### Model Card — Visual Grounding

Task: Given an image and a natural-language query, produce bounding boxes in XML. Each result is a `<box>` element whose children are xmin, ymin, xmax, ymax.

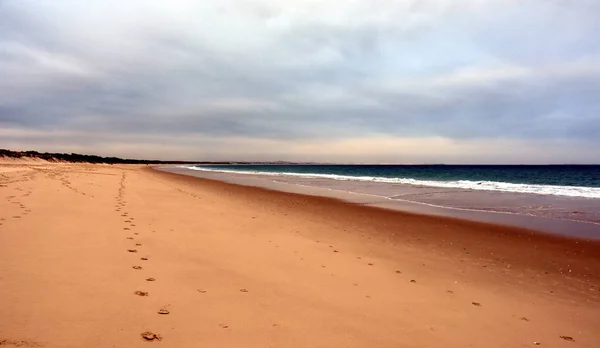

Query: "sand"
<box><xmin>1</xmin><ymin>162</ymin><xmax>599</xmax><ymax>347</ymax></box>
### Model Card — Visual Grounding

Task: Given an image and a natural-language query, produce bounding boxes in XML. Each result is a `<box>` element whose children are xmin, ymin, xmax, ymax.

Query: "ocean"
<box><xmin>181</xmin><ymin>164</ymin><xmax>600</xmax><ymax>237</ymax></box>
<box><xmin>187</xmin><ymin>164</ymin><xmax>600</xmax><ymax>198</ymax></box>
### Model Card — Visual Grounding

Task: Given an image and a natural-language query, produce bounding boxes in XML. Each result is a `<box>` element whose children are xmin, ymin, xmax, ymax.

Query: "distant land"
<box><xmin>0</xmin><ymin>149</ymin><xmax>203</xmax><ymax>165</ymax></box>
<box><xmin>3</xmin><ymin>149</ymin><xmax>591</xmax><ymax>166</ymax></box>
<box><xmin>0</xmin><ymin>149</ymin><xmax>310</xmax><ymax>165</ymax></box>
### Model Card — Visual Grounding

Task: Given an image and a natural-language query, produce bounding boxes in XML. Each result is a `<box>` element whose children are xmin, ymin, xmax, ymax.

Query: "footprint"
<box><xmin>132</xmin><ymin>265</ymin><xmax>143</xmax><ymax>270</ymax></box>
<box><xmin>134</xmin><ymin>291</ymin><xmax>149</xmax><ymax>296</ymax></box>
<box><xmin>141</xmin><ymin>331</ymin><xmax>161</xmax><ymax>341</ymax></box>
<box><xmin>0</xmin><ymin>338</ymin><xmax>42</xmax><ymax>347</ymax></box>
<box><xmin>197</xmin><ymin>289</ymin><xmax>207</xmax><ymax>293</ymax></box>
<box><xmin>239</xmin><ymin>288</ymin><xmax>249</xmax><ymax>293</ymax></box>
<box><xmin>135</xmin><ymin>243</ymin><xmax>142</xmax><ymax>246</ymax></box>
<box><xmin>140</xmin><ymin>257</ymin><xmax>148</xmax><ymax>261</ymax></box>
<box><xmin>219</xmin><ymin>324</ymin><xmax>229</xmax><ymax>329</ymax></box>
<box><xmin>559</xmin><ymin>336</ymin><xmax>575</xmax><ymax>342</ymax></box>
<box><xmin>146</xmin><ymin>277</ymin><xmax>156</xmax><ymax>282</ymax></box>
<box><xmin>126</xmin><ymin>237</ymin><xmax>134</xmax><ymax>240</ymax></box>
<box><xmin>157</xmin><ymin>306</ymin><xmax>170</xmax><ymax>315</ymax></box>
<box><xmin>472</xmin><ymin>302</ymin><xmax>482</xmax><ymax>307</ymax></box>
<box><xmin>127</xmin><ymin>249</ymin><xmax>138</xmax><ymax>253</ymax></box>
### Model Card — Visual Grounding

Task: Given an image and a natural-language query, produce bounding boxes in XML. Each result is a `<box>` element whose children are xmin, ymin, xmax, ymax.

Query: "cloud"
<box><xmin>1</xmin><ymin>0</ymin><xmax>599</xmax><ymax>162</ymax></box>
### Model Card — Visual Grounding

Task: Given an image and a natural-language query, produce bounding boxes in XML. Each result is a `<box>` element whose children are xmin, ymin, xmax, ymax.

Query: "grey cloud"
<box><xmin>1</xmin><ymin>0</ymin><xmax>600</xmax><ymax>161</ymax></box>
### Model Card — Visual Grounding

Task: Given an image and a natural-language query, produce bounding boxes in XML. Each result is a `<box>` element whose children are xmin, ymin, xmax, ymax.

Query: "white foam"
<box><xmin>184</xmin><ymin>166</ymin><xmax>600</xmax><ymax>199</ymax></box>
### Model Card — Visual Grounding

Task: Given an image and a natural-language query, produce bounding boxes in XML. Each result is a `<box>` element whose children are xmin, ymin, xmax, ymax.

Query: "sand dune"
<box><xmin>1</xmin><ymin>163</ymin><xmax>599</xmax><ymax>347</ymax></box>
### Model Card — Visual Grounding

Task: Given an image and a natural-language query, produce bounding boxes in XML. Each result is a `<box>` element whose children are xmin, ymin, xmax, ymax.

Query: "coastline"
<box><xmin>162</xmin><ymin>165</ymin><xmax>600</xmax><ymax>240</ymax></box>
<box><xmin>153</xmin><ymin>166</ymin><xmax>600</xmax><ymax>280</ymax></box>
<box><xmin>2</xmin><ymin>162</ymin><xmax>600</xmax><ymax>347</ymax></box>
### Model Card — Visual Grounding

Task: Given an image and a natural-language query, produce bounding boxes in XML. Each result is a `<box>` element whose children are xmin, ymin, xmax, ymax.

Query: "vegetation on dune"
<box><xmin>0</xmin><ymin>149</ymin><xmax>195</xmax><ymax>164</ymax></box>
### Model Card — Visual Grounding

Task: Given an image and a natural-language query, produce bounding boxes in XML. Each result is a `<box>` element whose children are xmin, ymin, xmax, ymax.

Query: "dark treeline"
<box><xmin>0</xmin><ymin>149</ymin><xmax>218</xmax><ymax>165</ymax></box>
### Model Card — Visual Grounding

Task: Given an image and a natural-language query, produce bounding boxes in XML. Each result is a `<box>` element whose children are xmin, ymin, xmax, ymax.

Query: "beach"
<box><xmin>1</xmin><ymin>162</ymin><xmax>600</xmax><ymax>347</ymax></box>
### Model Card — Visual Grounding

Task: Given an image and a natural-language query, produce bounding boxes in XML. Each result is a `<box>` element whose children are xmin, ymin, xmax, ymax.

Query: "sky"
<box><xmin>1</xmin><ymin>0</ymin><xmax>600</xmax><ymax>163</ymax></box>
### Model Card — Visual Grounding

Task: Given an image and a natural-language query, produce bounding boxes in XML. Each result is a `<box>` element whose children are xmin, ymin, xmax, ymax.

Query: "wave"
<box><xmin>185</xmin><ymin>166</ymin><xmax>600</xmax><ymax>199</ymax></box>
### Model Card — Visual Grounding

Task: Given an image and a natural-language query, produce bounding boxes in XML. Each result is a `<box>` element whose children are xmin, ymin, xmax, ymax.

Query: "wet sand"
<box><xmin>164</xmin><ymin>166</ymin><xmax>600</xmax><ymax>239</ymax></box>
<box><xmin>1</xmin><ymin>162</ymin><xmax>600</xmax><ymax>347</ymax></box>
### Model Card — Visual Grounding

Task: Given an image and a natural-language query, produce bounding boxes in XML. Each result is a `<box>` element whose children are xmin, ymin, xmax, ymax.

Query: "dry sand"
<box><xmin>1</xmin><ymin>162</ymin><xmax>599</xmax><ymax>347</ymax></box>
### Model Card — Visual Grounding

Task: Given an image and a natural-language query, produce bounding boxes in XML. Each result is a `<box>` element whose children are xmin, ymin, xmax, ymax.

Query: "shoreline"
<box><xmin>161</xmin><ymin>165</ymin><xmax>600</xmax><ymax>240</ymax></box>
<box><xmin>2</xmin><ymin>162</ymin><xmax>600</xmax><ymax>347</ymax></box>
<box><xmin>152</xmin><ymin>166</ymin><xmax>600</xmax><ymax>284</ymax></box>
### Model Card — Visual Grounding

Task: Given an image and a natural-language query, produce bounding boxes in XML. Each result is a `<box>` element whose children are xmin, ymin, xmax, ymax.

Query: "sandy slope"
<box><xmin>0</xmin><ymin>156</ymin><xmax>57</xmax><ymax>165</ymax></box>
<box><xmin>1</xmin><ymin>163</ymin><xmax>599</xmax><ymax>347</ymax></box>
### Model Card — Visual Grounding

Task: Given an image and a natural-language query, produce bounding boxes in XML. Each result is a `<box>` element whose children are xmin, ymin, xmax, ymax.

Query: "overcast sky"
<box><xmin>1</xmin><ymin>0</ymin><xmax>599</xmax><ymax>163</ymax></box>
